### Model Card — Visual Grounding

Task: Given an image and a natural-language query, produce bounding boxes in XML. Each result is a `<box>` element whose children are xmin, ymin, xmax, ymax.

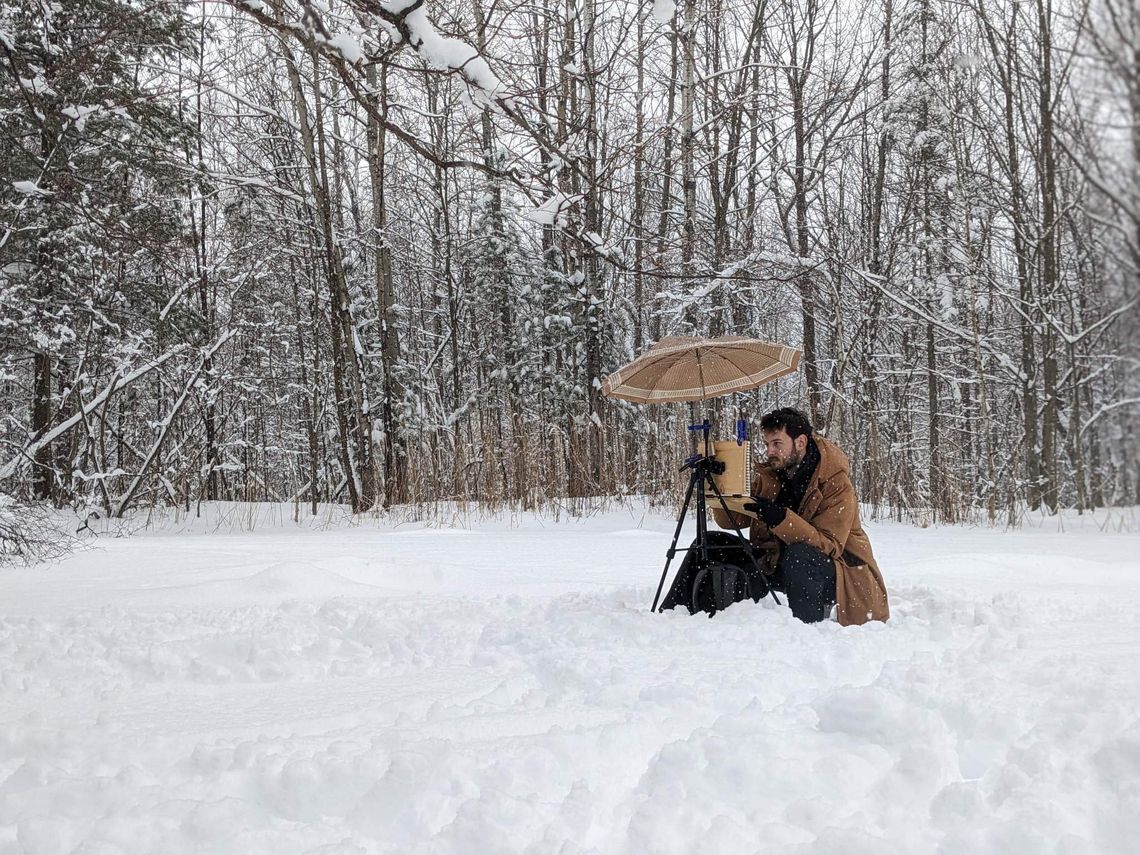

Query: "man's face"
<box><xmin>763</xmin><ymin>428</ymin><xmax>807</xmax><ymax>474</ymax></box>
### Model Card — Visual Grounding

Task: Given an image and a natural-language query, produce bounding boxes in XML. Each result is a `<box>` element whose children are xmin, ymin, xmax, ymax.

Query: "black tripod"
<box><xmin>650</xmin><ymin>420</ymin><xmax>779</xmax><ymax>614</ymax></box>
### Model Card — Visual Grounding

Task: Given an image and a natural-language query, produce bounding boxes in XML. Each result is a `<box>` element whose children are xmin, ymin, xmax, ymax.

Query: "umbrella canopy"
<box><xmin>602</xmin><ymin>336</ymin><xmax>801</xmax><ymax>404</ymax></box>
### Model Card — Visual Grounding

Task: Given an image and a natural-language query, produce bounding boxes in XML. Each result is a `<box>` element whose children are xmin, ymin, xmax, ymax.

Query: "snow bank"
<box><xmin>0</xmin><ymin>504</ymin><xmax>1137</xmax><ymax>853</ymax></box>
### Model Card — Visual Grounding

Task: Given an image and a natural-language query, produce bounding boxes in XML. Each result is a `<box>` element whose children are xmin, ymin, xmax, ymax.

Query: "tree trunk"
<box><xmin>366</xmin><ymin>62</ymin><xmax>406</xmax><ymax>507</ymax></box>
<box><xmin>276</xmin><ymin>12</ymin><xmax>375</xmax><ymax>511</ymax></box>
<box><xmin>1036</xmin><ymin>0</ymin><xmax>1060</xmax><ymax>512</ymax></box>
<box><xmin>30</xmin><ymin>351</ymin><xmax>53</xmax><ymax>500</ymax></box>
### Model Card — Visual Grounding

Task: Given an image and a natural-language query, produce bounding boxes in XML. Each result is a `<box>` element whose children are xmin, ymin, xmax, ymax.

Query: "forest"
<box><xmin>1</xmin><ymin>0</ymin><xmax>1137</xmax><ymax>526</ymax></box>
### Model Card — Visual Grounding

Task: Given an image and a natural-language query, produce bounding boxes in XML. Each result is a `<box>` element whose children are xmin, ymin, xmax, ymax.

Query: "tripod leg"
<box><xmin>650</xmin><ymin>468</ymin><xmax>701</xmax><ymax>612</ymax></box>
<box><xmin>695</xmin><ymin>476</ymin><xmax>710</xmax><ymax>567</ymax></box>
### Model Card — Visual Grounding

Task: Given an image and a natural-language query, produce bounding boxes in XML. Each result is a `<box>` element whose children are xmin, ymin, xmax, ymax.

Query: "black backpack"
<box><xmin>689</xmin><ymin>560</ymin><xmax>770</xmax><ymax>615</ymax></box>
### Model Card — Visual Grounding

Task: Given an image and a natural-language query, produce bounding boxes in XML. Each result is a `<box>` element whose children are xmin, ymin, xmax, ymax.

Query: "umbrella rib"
<box><xmin>610</xmin><ymin>355</ymin><xmax>688</xmax><ymax>397</ymax></box>
<box><xmin>615</xmin><ymin>356</ymin><xmax>670</xmax><ymax>389</ymax></box>
<box><xmin>610</xmin><ymin>344</ymin><xmax>694</xmax><ymax>389</ymax></box>
<box><xmin>715</xmin><ymin>346</ymin><xmax>782</xmax><ymax>388</ymax></box>
<box><xmin>711</xmin><ymin>347</ymin><xmax>759</xmax><ymax>385</ymax></box>
<box><xmin>698</xmin><ymin>349</ymin><xmax>794</xmax><ymax>397</ymax></box>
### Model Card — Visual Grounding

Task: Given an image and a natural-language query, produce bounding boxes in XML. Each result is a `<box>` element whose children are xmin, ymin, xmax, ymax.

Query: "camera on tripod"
<box><xmin>701</xmin><ymin>438</ymin><xmax>753</xmax><ymax>514</ymax></box>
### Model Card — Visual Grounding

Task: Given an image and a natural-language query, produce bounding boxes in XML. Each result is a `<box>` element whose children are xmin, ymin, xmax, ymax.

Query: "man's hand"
<box><xmin>743</xmin><ymin>496</ymin><xmax>787</xmax><ymax>527</ymax></box>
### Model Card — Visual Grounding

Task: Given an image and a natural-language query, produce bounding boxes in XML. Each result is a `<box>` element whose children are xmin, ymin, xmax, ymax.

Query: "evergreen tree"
<box><xmin>467</xmin><ymin>177</ymin><xmax>541</xmax><ymax>496</ymax></box>
<box><xmin>0</xmin><ymin>0</ymin><xmax>193</xmax><ymax>501</ymax></box>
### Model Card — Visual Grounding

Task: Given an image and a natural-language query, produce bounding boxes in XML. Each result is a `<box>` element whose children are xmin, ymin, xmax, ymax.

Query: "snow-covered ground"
<box><xmin>0</xmin><ymin>502</ymin><xmax>1137</xmax><ymax>854</ymax></box>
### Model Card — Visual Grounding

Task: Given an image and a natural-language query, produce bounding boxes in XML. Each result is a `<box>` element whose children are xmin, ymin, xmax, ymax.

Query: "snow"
<box><xmin>9</xmin><ymin>181</ymin><xmax>51</xmax><ymax>197</ymax></box>
<box><xmin>327</xmin><ymin>33</ymin><xmax>364</xmax><ymax>66</ymax></box>
<box><xmin>17</xmin><ymin>76</ymin><xmax>51</xmax><ymax>96</ymax></box>
<box><xmin>384</xmin><ymin>2</ymin><xmax>505</xmax><ymax>104</ymax></box>
<box><xmin>651</xmin><ymin>0</ymin><xmax>677</xmax><ymax>25</ymax></box>
<box><xmin>60</xmin><ymin>105</ymin><xmax>100</xmax><ymax>132</ymax></box>
<box><xmin>0</xmin><ymin>502</ymin><xmax>1138</xmax><ymax>853</ymax></box>
<box><xmin>523</xmin><ymin>192</ymin><xmax>580</xmax><ymax>228</ymax></box>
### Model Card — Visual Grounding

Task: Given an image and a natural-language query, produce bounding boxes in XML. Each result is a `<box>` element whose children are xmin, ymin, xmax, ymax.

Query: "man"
<box><xmin>661</xmin><ymin>407</ymin><xmax>889</xmax><ymax>626</ymax></box>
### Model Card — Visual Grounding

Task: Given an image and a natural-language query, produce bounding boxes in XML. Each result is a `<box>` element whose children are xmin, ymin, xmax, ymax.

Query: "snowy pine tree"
<box><xmin>0</xmin><ymin>0</ymin><xmax>193</xmax><ymax>503</ymax></box>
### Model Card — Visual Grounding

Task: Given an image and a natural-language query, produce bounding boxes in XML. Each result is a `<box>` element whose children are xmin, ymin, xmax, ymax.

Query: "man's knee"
<box><xmin>705</xmin><ymin>530</ymin><xmax>746</xmax><ymax>547</ymax></box>
<box><xmin>781</xmin><ymin>542</ymin><xmax>826</xmax><ymax>569</ymax></box>
<box><xmin>778</xmin><ymin>542</ymin><xmax>836</xmax><ymax>623</ymax></box>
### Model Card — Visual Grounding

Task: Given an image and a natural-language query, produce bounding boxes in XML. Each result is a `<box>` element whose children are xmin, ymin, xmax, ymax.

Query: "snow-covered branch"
<box><xmin>0</xmin><ymin>348</ymin><xmax>189</xmax><ymax>484</ymax></box>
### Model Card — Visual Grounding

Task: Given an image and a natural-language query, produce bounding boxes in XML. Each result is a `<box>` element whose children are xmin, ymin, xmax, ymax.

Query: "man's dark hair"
<box><xmin>760</xmin><ymin>407</ymin><xmax>813</xmax><ymax>440</ymax></box>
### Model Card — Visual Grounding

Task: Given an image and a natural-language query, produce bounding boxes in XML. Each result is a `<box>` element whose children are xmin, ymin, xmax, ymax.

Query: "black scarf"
<box><xmin>774</xmin><ymin>437</ymin><xmax>820</xmax><ymax>514</ymax></box>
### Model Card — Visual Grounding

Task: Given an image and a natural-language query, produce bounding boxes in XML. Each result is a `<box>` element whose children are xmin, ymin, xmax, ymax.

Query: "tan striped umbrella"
<box><xmin>602</xmin><ymin>336</ymin><xmax>801</xmax><ymax>403</ymax></box>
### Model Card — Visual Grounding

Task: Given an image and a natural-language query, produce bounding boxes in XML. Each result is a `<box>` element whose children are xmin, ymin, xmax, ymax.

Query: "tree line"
<box><xmin>1</xmin><ymin>0</ymin><xmax>1136</xmax><ymax>524</ymax></box>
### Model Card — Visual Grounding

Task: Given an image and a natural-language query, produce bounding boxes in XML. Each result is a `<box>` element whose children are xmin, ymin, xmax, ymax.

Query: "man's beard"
<box><xmin>771</xmin><ymin>448</ymin><xmax>803</xmax><ymax>476</ymax></box>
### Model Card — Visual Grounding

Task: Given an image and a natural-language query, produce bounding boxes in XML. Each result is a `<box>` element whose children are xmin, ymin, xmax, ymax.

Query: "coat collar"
<box><xmin>762</xmin><ymin>434</ymin><xmax>850</xmax><ymax>508</ymax></box>
<box><xmin>776</xmin><ymin>436</ymin><xmax>820</xmax><ymax>504</ymax></box>
<box><xmin>811</xmin><ymin>435</ymin><xmax>851</xmax><ymax>484</ymax></box>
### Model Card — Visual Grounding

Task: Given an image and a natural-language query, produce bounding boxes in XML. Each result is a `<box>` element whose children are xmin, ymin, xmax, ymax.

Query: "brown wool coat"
<box><xmin>711</xmin><ymin>435</ymin><xmax>889</xmax><ymax>626</ymax></box>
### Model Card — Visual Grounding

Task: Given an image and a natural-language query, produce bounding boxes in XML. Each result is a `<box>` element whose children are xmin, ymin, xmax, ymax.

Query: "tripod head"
<box><xmin>681</xmin><ymin>418</ymin><xmax>725</xmax><ymax>473</ymax></box>
<box><xmin>680</xmin><ymin>454</ymin><xmax>725</xmax><ymax>475</ymax></box>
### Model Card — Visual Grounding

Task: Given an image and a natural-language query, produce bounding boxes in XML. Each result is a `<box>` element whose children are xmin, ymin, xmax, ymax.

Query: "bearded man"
<box><xmin>661</xmin><ymin>407</ymin><xmax>889</xmax><ymax>625</ymax></box>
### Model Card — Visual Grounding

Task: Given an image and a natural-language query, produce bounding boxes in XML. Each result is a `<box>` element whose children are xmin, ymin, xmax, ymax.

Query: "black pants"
<box><xmin>661</xmin><ymin>532</ymin><xmax>836</xmax><ymax>623</ymax></box>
